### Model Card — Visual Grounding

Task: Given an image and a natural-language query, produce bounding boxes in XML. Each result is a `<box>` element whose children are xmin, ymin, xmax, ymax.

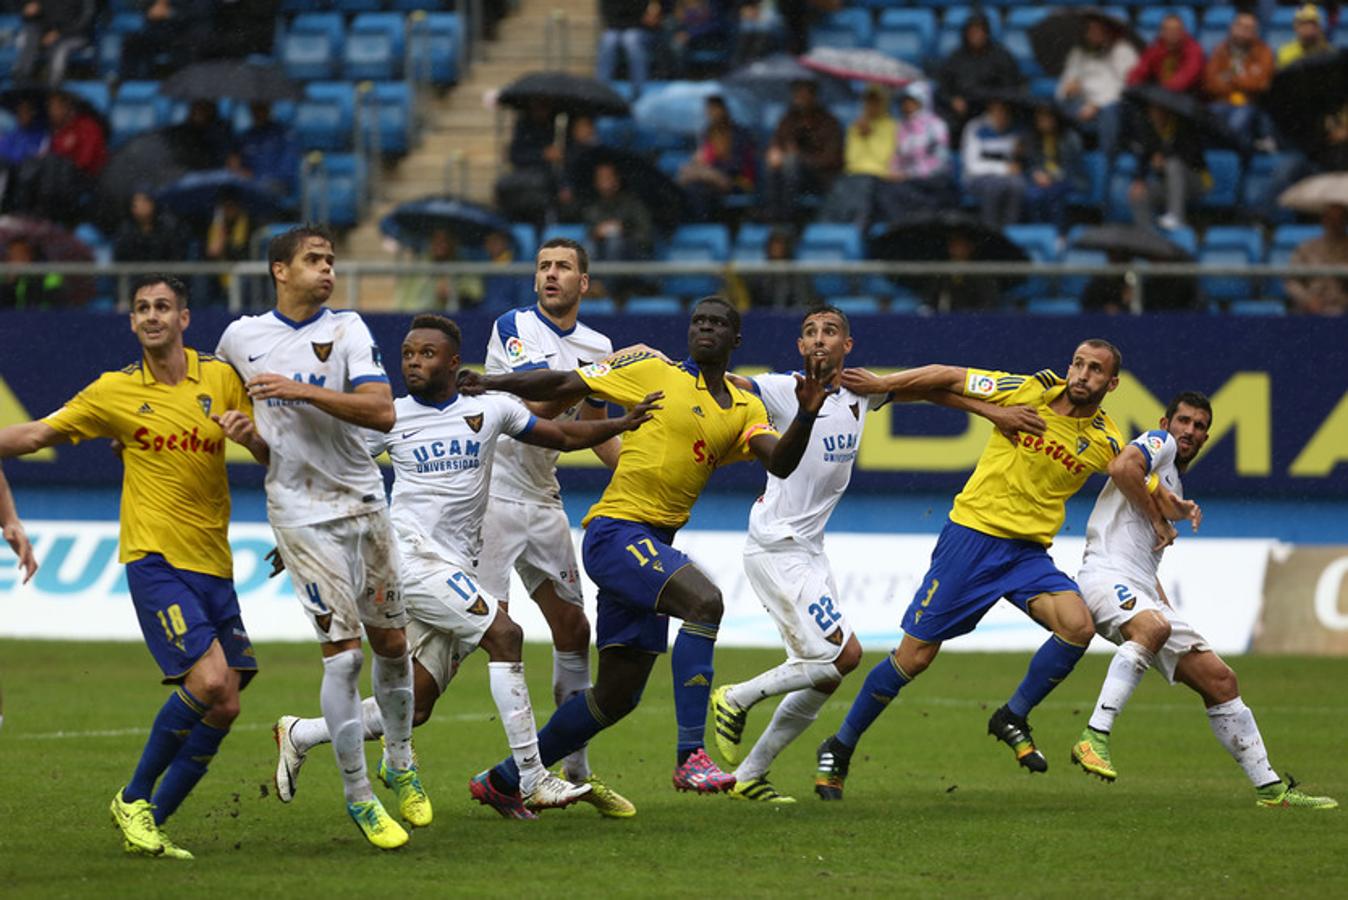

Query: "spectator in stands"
<box><xmin>744</xmin><ymin>226</ymin><xmax>813</xmax><ymax>309</ymax></box>
<box><xmin>167</xmin><ymin>100</ymin><xmax>232</xmax><ymax>172</ymax></box>
<box><xmin>671</xmin><ymin>0</ymin><xmax>737</xmax><ymax>77</ymax></box>
<box><xmin>481</xmin><ymin>229</ymin><xmax>531</xmax><ymax>311</ymax></box>
<box><xmin>763</xmin><ymin>79</ymin><xmax>843</xmax><ymax>222</ymax></box>
<box><xmin>961</xmin><ymin>98</ymin><xmax>1025</xmax><ymax>230</ymax></box>
<box><xmin>1127</xmin><ymin>100</ymin><xmax>1209</xmax><ymax>232</ymax></box>
<box><xmin>0</xmin><ymin>96</ymin><xmax>47</xmax><ymax>167</ymax></box>
<box><xmin>1277</xmin><ymin>4</ymin><xmax>1334</xmax><ymax>68</ymax></box>
<box><xmin>1127</xmin><ymin>13</ymin><xmax>1204</xmax><ymax>94</ymax></box>
<box><xmin>0</xmin><ymin>235</ymin><xmax>65</xmax><ymax>308</ymax></box>
<box><xmin>596</xmin><ymin>0</ymin><xmax>662</xmax><ymax>96</ymax></box>
<box><xmin>11</xmin><ymin>0</ymin><xmax>94</xmax><ymax>86</ymax></box>
<box><xmin>678</xmin><ymin>118</ymin><xmax>757</xmax><ymax>221</ymax></box>
<box><xmin>113</xmin><ymin>191</ymin><xmax>180</xmax><ymax>263</ymax></box>
<box><xmin>584</xmin><ymin>160</ymin><xmax>654</xmax><ymax>261</ymax></box>
<box><xmin>732</xmin><ymin>0</ymin><xmax>780</xmax><ymax>65</ymax></box>
<box><xmin>1203</xmin><ymin>11</ymin><xmax>1274</xmax><ymax>139</ymax></box>
<box><xmin>496</xmin><ymin>100</ymin><xmax>560</xmax><ymax>224</ymax></box>
<box><xmin>207</xmin><ymin>0</ymin><xmax>282</xmax><ymax>59</ymax></box>
<box><xmin>820</xmin><ymin>85</ymin><xmax>895</xmax><ymax>228</ymax></box>
<box><xmin>203</xmin><ymin>186</ymin><xmax>251</xmax><ymax>302</ymax></box>
<box><xmin>556</xmin><ymin>114</ymin><xmax>601</xmax><ymax>219</ymax></box>
<box><xmin>927</xmin><ymin>229</ymin><xmax>1000</xmax><ymax>312</ymax></box>
<box><xmin>1284</xmin><ymin>203</ymin><xmax>1348</xmax><ymax>315</ymax></box>
<box><xmin>876</xmin><ymin>81</ymin><xmax>955</xmax><ymax>225</ymax></box>
<box><xmin>1021</xmin><ymin>101</ymin><xmax>1084</xmax><ymax>228</ymax></box>
<box><xmin>1056</xmin><ymin>13</ymin><xmax>1137</xmax><ymax>158</ymax></box>
<box><xmin>935</xmin><ymin>12</ymin><xmax>1024</xmax><ymax>135</ymax></box>
<box><xmin>227</xmin><ymin>102</ymin><xmax>300</xmax><ymax>202</ymax></box>
<box><xmin>119</xmin><ymin>0</ymin><xmax>213</xmax><ymax>80</ymax></box>
<box><xmin>393</xmin><ymin>227</ymin><xmax>484</xmax><ymax>311</ymax></box>
<box><xmin>46</xmin><ymin>90</ymin><xmax>105</xmax><ymax>179</ymax></box>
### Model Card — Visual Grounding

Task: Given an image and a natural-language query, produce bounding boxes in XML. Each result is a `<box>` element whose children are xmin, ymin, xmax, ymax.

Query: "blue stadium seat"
<box><xmin>663</xmin><ymin>244</ymin><xmax>722</xmax><ymax>298</ymax></box>
<box><xmin>281</xmin><ymin>25</ymin><xmax>340</xmax><ymax>80</ymax></box>
<box><xmin>1200</xmin><ymin>150</ymin><xmax>1241</xmax><ymax>210</ymax></box>
<box><xmin>1106</xmin><ymin>154</ymin><xmax>1137</xmax><ymax>223</ymax></box>
<box><xmin>293</xmin><ymin>12</ymin><xmax>346</xmax><ymax>46</ymax></box>
<box><xmin>303</xmin><ymin>152</ymin><xmax>365</xmax><ymax>228</ymax></box>
<box><xmin>1228</xmin><ymin>298</ymin><xmax>1287</xmax><ymax>315</ymax></box>
<box><xmin>937</xmin><ymin>7</ymin><xmax>1002</xmax><ymax>59</ymax></box>
<box><xmin>407</xmin><ymin>13</ymin><xmax>460</xmax><ymax>85</ymax></box>
<box><xmin>832</xmin><ymin>295</ymin><xmax>881</xmax><ymax>314</ymax></box>
<box><xmin>1003</xmin><ymin>8</ymin><xmax>1048</xmax><ymax>77</ymax></box>
<box><xmin>1199</xmin><ymin>242</ymin><xmax>1258</xmax><ymax>302</ymax></box>
<box><xmin>583</xmin><ymin>297</ymin><xmax>618</xmax><ymax>315</ymax></box>
<box><xmin>732</xmin><ymin>223</ymin><xmax>773</xmax><ymax>260</ymax></box>
<box><xmin>671</xmin><ymin>224</ymin><xmax>731</xmax><ymax>260</ymax></box>
<box><xmin>1136</xmin><ymin>7</ymin><xmax>1199</xmax><ymax>42</ymax></box>
<box><xmin>388</xmin><ymin>0</ymin><xmax>443</xmax><ymax>9</ymax></box>
<box><xmin>63</xmin><ymin>81</ymin><xmax>110</xmax><ymax>114</ymax></box>
<box><xmin>295</xmin><ymin>81</ymin><xmax>356</xmax><ymax>151</ymax></box>
<box><xmin>1061</xmin><ymin>240</ymin><xmax>1106</xmax><ymax>294</ymax></box>
<box><xmin>1005</xmin><ymin>224</ymin><xmax>1061</xmax><ymax>262</ymax></box>
<box><xmin>625</xmin><ymin>296</ymin><xmax>685</xmax><ymax>315</ymax></box>
<box><xmin>344</xmin><ymin>24</ymin><xmax>398</xmax><ymax>81</ymax></box>
<box><xmin>540</xmin><ymin>223</ymin><xmax>590</xmax><ymax>251</ymax></box>
<box><xmin>353</xmin><ymin>12</ymin><xmax>407</xmax><ymax>61</ymax></box>
<box><xmin>799</xmin><ymin>223</ymin><xmax>862</xmax><ymax>295</ymax></box>
<box><xmin>359</xmin><ymin>81</ymin><xmax>413</xmax><ymax>156</ymax></box>
<box><xmin>875</xmin><ymin>9</ymin><xmax>936</xmax><ymax>65</ymax></box>
<box><xmin>333</xmin><ymin>0</ymin><xmax>381</xmax><ymax>11</ymax></box>
<box><xmin>655</xmin><ymin>149</ymin><xmax>687</xmax><ymax>178</ymax></box>
<box><xmin>888</xmin><ymin>291</ymin><xmax>925</xmax><ymax>314</ymax></box>
<box><xmin>510</xmin><ymin>223</ymin><xmax>537</xmax><ymax>257</ymax></box>
<box><xmin>280</xmin><ymin>0</ymin><xmax>324</xmax><ymax>12</ymax></box>
<box><xmin>1268</xmin><ymin>224</ymin><xmax>1319</xmax><ymax>299</ymax></box>
<box><xmin>1159</xmin><ymin>224</ymin><xmax>1197</xmax><ymax>255</ymax></box>
<box><xmin>109</xmin><ymin>82</ymin><xmax>166</xmax><ymax>148</ymax></box>
<box><xmin>1026</xmin><ymin>296</ymin><xmax>1083</xmax><ymax>315</ymax></box>
<box><xmin>1198</xmin><ymin>6</ymin><xmax>1235</xmax><ymax>53</ymax></box>
<box><xmin>1069</xmin><ymin>150</ymin><xmax>1109</xmax><ymax>209</ymax></box>
<box><xmin>631</xmin><ymin>82</ymin><xmax>749</xmax><ymax>152</ymax></box>
<box><xmin>808</xmin><ymin>8</ymin><xmax>874</xmax><ymax>50</ymax></box>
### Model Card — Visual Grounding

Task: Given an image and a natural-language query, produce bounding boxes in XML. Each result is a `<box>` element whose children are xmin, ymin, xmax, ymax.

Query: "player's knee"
<box><xmin>591</xmin><ymin>682</ymin><xmax>642</xmax><ymax>723</ymax></box>
<box><xmin>1208</xmin><ymin>664</ymin><xmax>1239</xmax><ymax>704</ymax></box>
<box><xmin>834</xmin><ymin>640</ymin><xmax>863</xmax><ymax>677</ymax></box>
<box><xmin>1128</xmin><ymin>611</ymin><xmax>1171</xmax><ymax>654</ymax></box>
<box><xmin>369</xmin><ymin>628</ymin><xmax>408</xmax><ymax>659</ymax></box>
<box><xmin>686</xmin><ymin>588</ymin><xmax>723</xmax><ymax>626</ymax></box>
<box><xmin>211</xmin><ymin>693</ymin><xmax>242</xmax><ymax>726</ymax></box>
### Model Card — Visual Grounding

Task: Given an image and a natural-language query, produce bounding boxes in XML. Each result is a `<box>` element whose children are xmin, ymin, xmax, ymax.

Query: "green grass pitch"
<box><xmin>1</xmin><ymin>640</ymin><xmax>1345</xmax><ymax>897</ymax></box>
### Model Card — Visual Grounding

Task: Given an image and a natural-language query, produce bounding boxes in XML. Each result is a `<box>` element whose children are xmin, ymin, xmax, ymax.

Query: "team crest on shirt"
<box><xmin>467</xmin><ymin>596</ymin><xmax>490</xmax><ymax>616</ymax></box>
<box><xmin>1077</xmin><ymin>436</ymin><xmax>1090</xmax><ymax>455</ymax></box>
<box><xmin>850</xmin><ymin>402</ymin><xmax>859</xmax><ymax>420</ymax></box>
<box><xmin>464</xmin><ymin>413</ymin><xmax>484</xmax><ymax>433</ymax></box>
<box><xmin>825</xmin><ymin>628</ymin><xmax>843</xmax><ymax>646</ymax></box>
<box><xmin>311</xmin><ymin>341</ymin><xmax>334</xmax><ymax>362</ymax></box>
<box><xmin>196</xmin><ymin>394</ymin><xmax>212</xmax><ymax>417</ymax></box>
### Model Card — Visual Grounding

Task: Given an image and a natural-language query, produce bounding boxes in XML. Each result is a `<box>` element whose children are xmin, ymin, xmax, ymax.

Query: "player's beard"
<box><xmin>1067</xmin><ymin>382</ymin><xmax>1108</xmax><ymax>410</ymax></box>
<box><xmin>538</xmin><ymin>286</ymin><xmax>580</xmax><ymax>319</ymax></box>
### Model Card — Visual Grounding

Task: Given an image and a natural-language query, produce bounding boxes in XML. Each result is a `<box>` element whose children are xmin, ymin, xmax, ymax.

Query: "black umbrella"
<box><xmin>161</xmin><ymin>59</ymin><xmax>303</xmax><ymax>104</ymax></box>
<box><xmin>869</xmin><ymin>212</ymin><xmax>1028</xmax><ymax>292</ymax></box>
<box><xmin>1263</xmin><ymin>49</ymin><xmax>1348</xmax><ymax>157</ymax></box>
<box><xmin>569</xmin><ymin>146</ymin><xmax>686</xmax><ymax>232</ymax></box>
<box><xmin>720</xmin><ymin>53</ymin><xmax>853</xmax><ymax>107</ymax></box>
<box><xmin>96</xmin><ymin>128</ymin><xmax>192</xmax><ymax>227</ymax></box>
<box><xmin>1070</xmin><ymin>224</ymin><xmax>1192</xmax><ymax>261</ymax></box>
<box><xmin>380</xmin><ymin>196</ymin><xmax>515</xmax><ymax>251</ymax></box>
<box><xmin>1029</xmin><ymin>8</ymin><xmax>1143</xmax><ymax>79</ymax></box>
<box><xmin>155</xmin><ymin>169</ymin><xmax>283</xmax><ymax>220</ymax></box>
<box><xmin>1123</xmin><ymin>84</ymin><xmax>1243</xmax><ymax>150</ymax></box>
<box><xmin>498</xmin><ymin>72</ymin><xmax>631</xmax><ymax>118</ymax></box>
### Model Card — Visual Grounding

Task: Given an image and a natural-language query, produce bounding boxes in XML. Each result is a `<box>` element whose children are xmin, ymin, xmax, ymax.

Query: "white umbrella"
<box><xmin>1279</xmin><ymin>173</ymin><xmax>1348</xmax><ymax>214</ymax></box>
<box><xmin>797</xmin><ymin>48</ymin><xmax>921</xmax><ymax>87</ymax></box>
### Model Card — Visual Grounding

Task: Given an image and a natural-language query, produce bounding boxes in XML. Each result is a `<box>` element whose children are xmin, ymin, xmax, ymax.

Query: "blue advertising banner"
<box><xmin>2</xmin><ymin>309</ymin><xmax>1346</xmax><ymax>497</ymax></box>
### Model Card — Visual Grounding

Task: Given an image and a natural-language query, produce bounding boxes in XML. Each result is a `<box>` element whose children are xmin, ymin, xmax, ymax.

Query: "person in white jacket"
<box><xmin>1055</xmin><ymin>14</ymin><xmax>1138</xmax><ymax>157</ymax></box>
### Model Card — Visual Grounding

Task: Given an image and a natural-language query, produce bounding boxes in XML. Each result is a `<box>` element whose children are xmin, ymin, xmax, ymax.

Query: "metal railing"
<box><xmin>4</xmin><ymin>260</ymin><xmax>1347</xmax><ymax>314</ymax></box>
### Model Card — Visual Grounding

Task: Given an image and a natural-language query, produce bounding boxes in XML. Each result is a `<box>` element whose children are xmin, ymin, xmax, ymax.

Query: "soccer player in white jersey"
<box><xmin>272</xmin><ymin>315</ymin><xmax>660</xmax><ymax>818</ymax></box>
<box><xmin>710</xmin><ymin>306</ymin><xmax>1045</xmax><ymax>802</ymax></box>
<box><xmin>1073</xmin><ymin>391</ymin><xmax>1337</xmax><ymax>809</ymax></box>
<box><xmin>479</xmin><ymin>237</ymin><xmax>633</xmax><ymax>815</ymax></box>
<box><xmin>214</xmin><ymin>226</ymin><xmax>420</xmax><ymax>849</ymax></box>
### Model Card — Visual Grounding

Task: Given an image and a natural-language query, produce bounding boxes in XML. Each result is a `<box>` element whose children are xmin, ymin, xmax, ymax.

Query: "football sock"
<box><xmin>492</xmin><ymin>689</ymin><xmax>608</xmax><ymax>793</ymax></box>
<box><xmin>1206</xmin><ymin>697</ymin><xmax>1279</xmax><ymax>788</ymax></box>
<box><xmin>725</xmin><ymin>660</ymin><xmax>841</xmax><ymax>712</ymax></box>
<box><xmin>151</xmin><ymin>720</ymin><xmax>228</xmax><ymax>824</ymax></box>
<box><xmin>321</xmin><ymin>648</ymin><xmax>372</xmax><ymax>803</ymax></box>
<box><xmin>372</xmin><ymin>651</ymin><xmax>414</xmax><ymax>770</ymax></box>
<box><xmin>1087</xmin><ymin>641</ymin><xmax>1155</xmax><ymax>733</ymax></box>
<box><xmin>287</xmin><ymin>698</ymin><xmax>383</xmax><ymax>754</ymax></box>
<box><xmin>125</xmin><ymin>686</ymin><xmax>206</xmax><ymax>802</ymax></box>
<box><xmin>736</xmin><ymin>688</ymin><xmax>830</xmax><ymax>783</ymax></box>
<box><xmin>489</xmin><ymin>661</ymin><xmax>547</xmax><ymax>795</ymax></box>
<box><xmin>1008</xmin><ymin>633</ymin><xmax>1088</xmax><ymax>719</ymax></box>
<box><xmin>553</xmin><ymin>649</ymin><xmax>592</xmax><ymax>781</ymax></box>
<box><xmin>671</xmin><ymin>621</ymin><xmax>719</xmax><ymax>755</ymax></box>
<box><xmin>837</xmin><ymin>654</ymin><xmax>908</xmax><ymax>749</ymax></box>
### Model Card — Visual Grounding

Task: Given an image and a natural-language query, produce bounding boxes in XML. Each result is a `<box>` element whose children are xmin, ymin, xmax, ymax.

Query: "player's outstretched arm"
<box><xmin>212</xmin><ymin>411</ymin><xmax>270</xmax><ymax>465</ymax></box>
<box><xmin>245</xmin><ymin>376</ymin><xmax>396</xmax><ymax>432</ymax></box>
<box><xmin>930</xmin><ymin>394</ymin><xmax>1046</xmax><ymax>440</ymax></box>
<box><xmin>1109</xmin><ymin>446</ymin><xmax>1178</xmax><ymax>550</ymax></box>
<box><xmin>841</xmin><ymin>364</ymin><xmax>966</xmax><ymax>400</ymax></box>
<box><xmin>518</xmin><ymin>392</ymin><xmax>663</xmax><ymax>452</ymax></box>
<box><xmin>460</xmin><ymin>368</ymin><xmax>592</xmax><ymax>407</ymax></box>
<box><xmin>580</xmin><ymin>398</ymin><xmax>622</xmax><ymax>469</ymax></box>
<box><xmin>750</xmin><ymin>355</ymin><xmax>829</xmax><ymax>479</ymax></box>
<box><xmin>0</xmin><ymin>465</ymin><xmax>37</xmax><ymax>585</ymax></box>
<box><xmin>0</xmin><ymin>421</ymin><xmax>69</xmax><ymax>458</ymax></box>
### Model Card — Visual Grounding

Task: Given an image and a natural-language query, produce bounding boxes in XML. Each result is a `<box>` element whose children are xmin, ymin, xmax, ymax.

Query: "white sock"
<box><xmin>489</xmin><ymin>661</ymin><xmax>547</xmax><ymax>795</ymax></box>
<box><xmin>725</xmin><ymin>660</ymin><xmax>840</xmax><ymax>712</ymax></box>
<box><xmin>1087</xmin><ymin>641</ymin><xmax>1155</xmax><ymax>733</ymax></box>
<box><xmin>289</xmin><ymin>697</ymin><xmax>383</xmax><ymax>754</ymax></box>
<box><xmin>735</xmin><ymin>688</ymin><xmax>830</xmax><ymax>783</ymax></box>
<box><xmin>321</xmin><ymin>649</ymin><xmax>372</xmax><ymax>803</ymax></box>
<box><xmin>1207</xmin><ymin>697</ymin><xmax>1279</xmax><ymax>788</ymax></box>
<box><xmin>372</xmin><ymin>651</ymin><xmax>414</xmax><ymax>770</ymax></box>
<box><xmin>553</xmin><ymin>649</ymin><xmax>592</xmax><ymax>780</ymax></box>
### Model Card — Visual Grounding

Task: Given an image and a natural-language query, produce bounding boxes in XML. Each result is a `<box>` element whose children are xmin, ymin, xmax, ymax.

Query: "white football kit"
<box><xmin>743</xmin><ymin>374</ymin><xmax>887</xmax><ymax>663</ymax></box>
<box><xmin>216</xmin><ymin>307</ymin><xmax>404</xmax><ymax>641</ymax></box>
<box><xmin>1077</xmin><ymin>429</ymin><xmax>1209</xmax><ymax>681</ymax></box>
<box><xmin>479</xmin><ymin>305</ymin><xmax>613</xmax><ymax>605</ymax></box>
<box><xmin>368</xmin><ymin>393</ymin><xmax>538</xmax><ymax>690</ymax></box>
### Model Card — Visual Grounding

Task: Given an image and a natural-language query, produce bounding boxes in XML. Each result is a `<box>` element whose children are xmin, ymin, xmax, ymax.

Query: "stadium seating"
<box><xmin>109</xmin><ymin>81</ymin><xmax>166</xmax><ymax>148</ymax></box>
<box><xmin>936</xmin><ymin>7</ymin><xmax>1003</xmax><ymax>59</ymax></box>
<box><xmin>1069</xmin><ymin>151</ymin><xmax>1110</xmax><ymax>211</ymax></box>
<box><xmin>344</xmin><ymin>15</ymin><xmax>402</xmax><ymax>81</ymax></box>
<box><xmin>732</xmin><ymin>223</ymin><xmax>774</xmax><ymax>260</ymax></box>
<box><xmin>359</xmin><ymin>81</ymin><xmax>414</xmax><ymax>156</ymax></box>
<box><xmin>540</xmin><ymin>224</ymin><xmax>591</xmax><ymax>252</ymax></box>
<box><xmin>509</xmin><ymin>223</ymin><xmax>537</xmax><ymax>258</ymax></box>
<box><xmin>1003</xmin><ymin>7</ymin><xmax>1049</xmax><ymax>77</ymax></box>
<box><xmin>625</xmin><ymin>296</ymin><xmax>685</xmax><ymax>315</ymax></box>
<box><xmin>1197</xmin><ymin>5</ymin><xmax>1235</xmax><ymax>52</ymax></box>
<box><xmin>798</xmin><ymin>223</ymin><xmax>862</xmax><ymax>295</ymax></box>
<box><xmin>1136</xmin><ymin>6</ymin><xmax>1199</xmax><ymax>41</ymax></box>
<box><xmin>407</xmin><ymin>13</ymin><xmax>461</xmax><ymax>85</ymax></box>
<box><xmin>280</xmin><ymin>13</ymin><xmax>346</xmax><ymax>80</ymax></box>
<box><xmin>1268</xmin><ymin>224</ymin><xmax>1320</xmax><ymax>300</ymax></box>
<box><xmin>1025</xmin><ymin>296</ymin><xmax>1083</xmax><ymax>315</ymax></box>
<box><xmin>1201</xmin><ymin>226</ymin><xmax>1265</xmax><ymax>301</ymax></box>
<box><xmin>1200</xmin><ymin>150</ymin><xmax>1242</xmax><ymax>211</ymax></box>
<box><xmin>295</xmin><ymin>81</ymin><xmax>357</xmax><ymax>151</ymax></box>
<box><xmin>301</xmin><ymin>151</ymin><xmax>365</xmax><ymax>227</ymax></box>
<box><xmin>808</xmin><ymin>8</ymin><xmax>875</xmax><ymax>50</ymax></box>
<box><xmin>832</xmin><ymin>295</ymin><xmax>881</xmax><ymax>314</ymax></box>
<box><xmin>1228</xmin><ymin>298</ymin><xmax>1287</xmax><ymax>315</ymax></box>
<box><xmin>875</xmin><ymin>9</ymin><xmax>937</xmax><ymax>66</ymax></box>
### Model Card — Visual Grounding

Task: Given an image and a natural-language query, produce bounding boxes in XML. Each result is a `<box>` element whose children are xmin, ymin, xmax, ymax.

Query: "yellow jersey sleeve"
<box><xmin>960</xmin><ymin>368</ymin><xmax>1063</xmax><ymax>407</ymax></box>
<box><xmin>575</xmin><ymin>352</ymin><xmax>667</xmax><ymax>407</ymax></box>
<box><xmin>720</xmin><ymin>392</ymin><xmax>777</xmax><ymax>467</ymax></box>
<box><xmin>43</xmin><ymin>374</ymin><xmax>116</xmax><ymax>443</ymax></box>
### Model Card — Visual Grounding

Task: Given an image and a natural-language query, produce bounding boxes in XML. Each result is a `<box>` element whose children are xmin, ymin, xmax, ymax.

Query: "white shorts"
<box><xmin>479</xmin><ymin>496</ymin><xmax>583</xmax><ymax>606</ymax></box>
<box><xmin>272</xmin><ymin>509</ymin><xmax>406</xmax><ymax>643</ymax></box>
<box><xmin>744</xmin><ymin>545</ymin><xmax>852</xmax><ymax>663</ymax></box>
<box><xmin>1080</xmin><ymin>572</ymin><xmax>1211</xmax><ymax>684</ymax></box>
<box><xmin>401</xmin><ymin>552</ymin><xmax>500</xmax><ymax>691</ymax></box>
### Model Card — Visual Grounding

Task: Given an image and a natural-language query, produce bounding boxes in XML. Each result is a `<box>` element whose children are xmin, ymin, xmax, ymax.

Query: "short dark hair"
<box><xmin>1080</xmin><ymin>337</ymin><xmax>1122</xmax><ymax>375</ymax></box>
<box><xmin>693</xmin><ymin>295</ymin><xmax>741</xmax><ymax>335</ymax></box>
<box><xmin>409</xmin><ymin>313</ymin><xmax>461</xmax><ymax>352</ymax></box>
<box><xmin>1165</xmin><ymin>390</ymin><xmax>1213</xmax><ymax>426</ymax></box>
<box><xmin>131</xmin><ymin>274</ymin><xmax>189</xmax><ymax>309</ymax></box>
<box><xmin>267</xmin><ymin>224</ymin><xmax>336</xmax><ymax>288</ymax></box>
<box><xmin>538</xmin><ymin>237</ymin><xmax>589</xmax><ymax>275</ymax></box>
<box><xmin>802</xmin><ymin>304</ymin><xmax>850</xmax><ymax>336</ymax></box>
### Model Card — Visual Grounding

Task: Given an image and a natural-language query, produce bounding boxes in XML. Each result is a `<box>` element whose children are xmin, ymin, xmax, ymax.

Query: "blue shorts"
<box><xmin>901</xmin><ymin>521</ymin><xmax>1079</xmax><ymax>644</ymax></box>
<box><xmin>582</xmin><ymin>517</ymin><xmax>694</xmax><ymax>655</ymax></box>
<box><xmin>126</xmin><ymin>553</ymin><xmax>258</xmax><ymax>687</ymax></box>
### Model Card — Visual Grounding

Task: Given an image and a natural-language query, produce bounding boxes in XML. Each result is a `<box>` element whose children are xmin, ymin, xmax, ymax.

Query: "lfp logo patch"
<box><xmin>966</xmin><ymin>372</ymin><xmax>996</xmax><ymax>397</ymax></box>
<box><xmin>505</xmin><ymin>336</ymin><xmax>527</xmax><ymax>365</ymax></box>
<box><xmin>580</xmin><ymin>362</ymin><xmax>611</xmax><ymax>378</ymax></box>
<box><xmin>1146</xmin><ymin>433</ymin><xmax>1166</xmax><ymax>455</ymax></box>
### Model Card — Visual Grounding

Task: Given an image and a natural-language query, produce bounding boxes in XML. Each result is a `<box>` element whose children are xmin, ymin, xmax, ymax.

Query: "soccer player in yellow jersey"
<box><xmin>459</xmin><ymin>296</ymin><xmax>828</xmax><ymax>810</ymax></box>
<box><xmin>0</xmin><ymin>466</ymin><xmax>37</xmax><ymax>586</ymax></box>
<box><xmin>814</xmin><ymin>339</ymin><xmax>1126</xmax><ymax>797</ymax></box>
<box><xmin>0</xmin><ymin>275</ymin><xmax>268</xmax><ymax>858</ymax></box>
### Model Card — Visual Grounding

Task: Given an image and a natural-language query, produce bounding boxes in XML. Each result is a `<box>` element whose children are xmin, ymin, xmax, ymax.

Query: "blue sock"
<box><xmin>837</xmin><ymin>655</ymin><xmax>910</xmax><ymax>750</ymax></box>
<box><xmin>491</xmin><ymin>690</ymin><xmax>608</xmax><ymax>792</ymax></box>
<box><xmin>671</xmin><ymin>621</ymin><xmax>718</xmax><ymax>755</ymax></box>
<box><xmin>152</xmin><ymin>720</ymin><xmax>229</xmax><ymax>824</ymax></box>
<box><xmin>125</xmin><ymin>687</ymin><xmax>205</xmax><ymax>802</ymax></box>
<box><xmin>1008</xmin><ymin>634</ymin><xmax>1088</xmax><ymax>719</ymax></box>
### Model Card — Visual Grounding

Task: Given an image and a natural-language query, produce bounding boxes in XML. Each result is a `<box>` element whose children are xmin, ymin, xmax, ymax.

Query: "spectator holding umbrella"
<box><xmin>119</xmin><ymin>0</ymin><xmax>213</xmax><ymax>81</ymax></box>
<box><xmin>1053</xmin><ymin>12</ymin><xmax>1137</xmax><ymax>158</ymax></box>
<box><xmin>961</xmin><ymin>97</ymin><xmax>1026</xmax><ymax>230</ymax></box>
<box><xmin>11</xmin><ymin>0</ymin><xmax>95</xmax><ymax>86</ymax></box>
<box><xmin>763</xmin><ymin>78</ymin><xmax>843</xmax><ymax>222</ymax></box>
<box><xmin>1021</xmin><ymin>100</ymin><xmax>1084</xmax><ymax>228</ymax></box>
<box><xmin>1127</xmin><ymin>98</ymin><xmax>1209</xmax><ymax>232</ymax></box>
<box><xmin>1279</xmin><ymin>177</ymin><xmax>1348</xmax><ymax>315</ymax></box>
<box><xmin>936</xmin><ymin>11</ymin><xmax>1024</xmax><ymax>135</ymax></box>
<box><xmin>1277</xmin><ymin>4</ymin><xmax>1334</xmax><ymax>69</ymax></box>
<box><xmin>1202</xmin><ymin>11</ymin><xmax>1274</xmax><ymax>139</ymax></box>
<box><xmin>393</xmin><ymin>227</ymin><xmax>484</xmax><ymax>311</ymax></box>
<box><xmin>1127</xmin><ymin>14</ymin><xmax>1204</xmax><ymax>94</ymax></box>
